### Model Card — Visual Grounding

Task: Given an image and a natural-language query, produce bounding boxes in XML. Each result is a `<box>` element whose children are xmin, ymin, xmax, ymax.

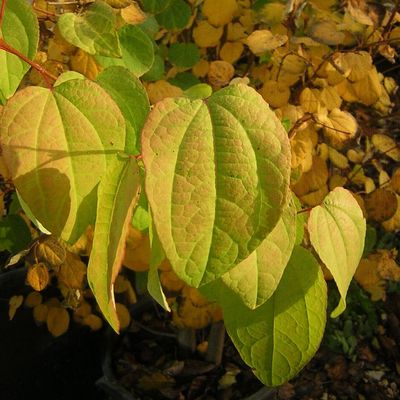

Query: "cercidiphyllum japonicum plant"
<box><xmin>0</xmin><ymin>0</ymin><xmax>367</xmax><ymax>388</ymax></box>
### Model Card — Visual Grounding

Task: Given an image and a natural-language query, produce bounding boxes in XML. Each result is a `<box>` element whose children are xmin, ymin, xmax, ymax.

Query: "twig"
<box><xmin>130</xmin><ymin>320</ymin><xmax>177</xmax><ymax>339</ymax></box>
<box><xmin>382</xmin><ymin>0</ymin><xmax>400</xmax><ymax>38</ymax></box>
<box><xmin>0</xmin><ymin>38</ymin><xmax>57</xmax><ymax>89</ymax></box>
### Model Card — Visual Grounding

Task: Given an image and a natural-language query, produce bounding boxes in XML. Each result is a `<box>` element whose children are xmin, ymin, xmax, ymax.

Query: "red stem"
<box><xmin>0</xmin><ymin>0</ymin><xmax>6</xmax><ymax>28</ymax></box>
<box><xmin>0</xmin><ymin>38</ymin><xmax>57</xmax><ymax>89</ymax></box>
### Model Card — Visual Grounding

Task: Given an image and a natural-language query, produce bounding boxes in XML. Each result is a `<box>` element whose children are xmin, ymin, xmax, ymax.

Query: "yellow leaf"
<box><xmin>106</xmin><ymin>0</ymin><xmax>132</xmax><ymax>7</ymax></box>
<box><xmin>320</xmin><ymin>85</ymin><xmax>342</xmax><ymax>110</ymax></box>
<box><xmin>354</xmin><ymin>258</ymin><xmax>386</xmax><ymax>301</ymax></box>
<box><xmin>70</xmin><ymin>49</ymin><xmax>102</xmax><ymax>80</ymax></box>
<box><xmin>121</xmin><ymin>4</ymin><xmax>147</xmax><ymax>25</ymax></box>
<box><xmin>82</xmin><ymin>314</ymin><xmax>103</xmax><ymax>331</ymax></box>
<box><xmin>47</xmin><ymin>307</ymin><xmax>70</xmax><ymax>337</ymax></box>
<box><xmin>347</xmin><ymin>148</ymin><xmax>365</xmax><ymax>163</ymax></box>
<box><xmin>259</xmin><ymin>3</ymin><xmax>285</xmax><ymax>27</ymax></box>
<box><xmin>372</xmin><ymin>134</ymin><xmax>400</xmax><ymax>162</ymax></box>
<box><xmin>203</xmin><ymin>0</ymin><xmax>238</xmax><ymax>26</ymax></box>
<box><xmin>33</xmin><ymin>304</ymin><xmax>48</xmax><ymax>324</ymax></box>
<box><xmin>24</xmin><ymin>291</ymin><xmax>43</xmax><ymax>308</ymax></box>
<box><xmin>8</xmin><ymin>295</ymin><xmax>23</xmax><ymax>320</ymax></box>
<box><xmin>58</xmin><ymin>252</ymin><xmax>87</xmax><ymax>289</ymax></box>
<box><xmin>123</xmin><ymin>229</ymin><xmax>150</xmax><ymax>272</ymax></box>
<box><xmin>250</xmin><ymin>64</ymin><xmax>270</xmax><ymax>82</ymax></box>
<box><xmin>364</xmin><ymin>189</ymin><xmax>398</xmax><ymax>222</ymax></box>
<box><xmin>245</xmin><ymin>30</ymin><xmax>288</xmax><ymax>55</ymax></box>
<box><xmin>66</xmin><ymin>225</ymin><xmax>94</xmax><ymax>256</ymax></box>
<box><xmin>227</xmin><ymin>22</ymin><xmax>247</xmax><ymax>41</ymax></box>
<box><xmin>329</xmin><ymin>174</ymin><xmax>347</xmax><ymax>190</ymax></box>
<box><xmin>308</xmin><ymin>20</ymin><xmax>346</xmax><ymax>46</ymax></box>
<box><xmin>36</xmin><ymin>235</ymin><xmax>66</xmax><ymax>267</ymax></box>
<box><xmin>328</xmin><ymin>146</ymin><xmax>349</xmax><ymax>169</ymax></box>
<box><xmin>160</xmin><ymin>268</ymin><xmax>186</xmax><ymax>292</ymax></box>
<box><xmin>317</xmin><ymin>108</ymin><xmax>358</xmax><ymax>149</ymax></box>
<box><xmin>220</xmin><ymin>42</ymin><xmax>244</xmax><ymax>64</ymax></box>
<box><xmin>373</xmin><ymin>249</ymin><xmax>400</xmax><ymax>282</ymax></box>
<box><xmin>116</xmin><ymin>303</ymin><xmax>131</xmax><ymax>330</ymax></box>
<box><xmin>382</xmin><ymin>194</ymin><xmax>400</xmax><ymax>232</ymax></box>
<box><xmin>193</xmin><ymin>21</ymin><xmax>223</xmax><ymax>47</ymax></box>
<box><xmin>352</xmin><ymin>68</ymin><xmax>382</xmax><ymax>106</ymax></box>
<box><xmin>299</xmin><ymin>185</ymin><xmax>329</xmax><ymax>207</ymax></box>
<box><xmin>364</xmin><ymin>177</ymin><xmax>376</xmax><ymax>194</ymax></box>
<box><xmin>292</xmin><ymin>156</ymin><xmax>329</xmax><ymax>197</ymax></box>
<box><xmin>259</xmin><ymin>80</ymin><xmax>290</xmax><ymax>108</ymax></box>
<box><xmin>290</xmin><ymin>130</ymin><xmax>314</xmax><ymax>175</ymax></box>
<box><xmin>114</xmin><ymin>275</ymin><xmax>129</xmax><ymax>293</ymax></box>
<box><xmin>146</xmin><ymin>80</ymin><xmax>183</xmax><ymax>104</ymax></box>
<box><xmin>207</xmin><ymin>60</ymin><xmax>235</xmax><ymax>88</ymax></box>
<box><xmin>299</xmin><ymin>87</ymin><xmax>321</xmax><ymax>113</ymax></box>
<box><xmin>391</xmin><ymin>168</ymin><xmax>400</xmax><ymax>194</ymax></box>
<box><xmin>27</xmin><ymin>263</ymin><xmax>50</xmax><ymax>292</ymax></box>
<box><xmin>73</xmin><ymin>301</ymin><xmax>92</xmax><ymax>322</ymax></box>
<box><xmin>192</xmin><ymin>59</ymin><xmax>209</xmax><ymax>77</ymax></box>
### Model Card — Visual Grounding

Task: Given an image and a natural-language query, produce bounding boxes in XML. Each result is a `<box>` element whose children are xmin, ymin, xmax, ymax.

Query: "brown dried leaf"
<box><xmin>47</xmin><ymin>306</ymin><xmax>70</xmax><ymax>337</ymax></box>
<box><xmin>9</xmin><ymin>295</ymin><xmax>23</xmax><ymax>320</ymax></box>
<box><xmin>58</xmin><ymin>252</ymin><xmax>87</xmax><ymax>289</ymax></box>
<box><xmin>24</xmin><ymin>291</ymin><xmax>43</xmax><ymax>308</ymax></box>
<box><xmin>207</xmin><ymin>60</ymin><xmax>235</xmax><ymax>88</ymax></box>
<box><xmin>364</xmin><ymin>189</ymin><xmax>398</xmax><ymax>222</ymax></box>
<box><xmin>245</xmin><ymin>30</ymin><xmax>288</xmax><ymax>55</ymax></box>
<box><xmin>372</xmin><ymin>134</ymin><xmax>400</xmax><ymax>162</ymax></box>
<box><xmin>36</xmin><ymin>235</ymin><xmax>66</xmax><ymax>267</ymax></box>
<box><xmin>27</xmin><ymin>263</ymin><xmax>50</xmax><ymax>292</ymax></box>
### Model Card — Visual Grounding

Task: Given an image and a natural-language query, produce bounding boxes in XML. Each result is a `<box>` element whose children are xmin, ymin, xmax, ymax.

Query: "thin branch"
<box><xmin>382</xmin><ymin>0</ymin><xmax>400</xmax><ymax>38</ymax></box>
<box><xmin>0</xmin><ymin>38</ymin><xmax>57</xmax><ymax>89</ymax></box>
<box><xmin>0</xmin><ymin>0</ymin><xmax>6</xmax><ymax>28</ymax></box>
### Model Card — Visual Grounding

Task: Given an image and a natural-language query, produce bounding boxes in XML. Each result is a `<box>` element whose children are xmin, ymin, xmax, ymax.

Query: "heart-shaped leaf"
<box><xmin>0</xmin><ymin>0</ymin><xmax>39</xmax><ymax>103</ymax></box>
<box><xmin>57</xmin><ymin>0</ymin><xmax>121</xmax><ymax>57</ymax></box>
<box><xmin>96</xmin><ymin>66</ymin><xmax>150</xmax><ymax>154</ymax></box>
<box><xmin>142</xmin><ymin>84</ymin><xmax>291</xmax><ymax>287</ymax></box>
<box><xmin>88</xmin><ymin>155</ymin><xmax>140</xmax><ymax>332</ymax></box>
<box><xmin>95</xmin><ymin>25</ymin><xmax>154</xmax><ymax>77</ymax></box>
<box><xmin>308</xmin><ymin>187</ymin><xmax>366</xmax><ymax>317</ymax></box>
<box><xmin>221</xmin><ymin>193</ymin><xmax>296</xmax><ymax>309</ymax></box>
<box><xmin>219</xmin><ymin>246</ymin><xmax>327</xmax><ymax>386</ymax></box>
<box><xmin>0</xmin><ymin>80</ymin><xmax>126</xmax><ymax>243</ymax></box>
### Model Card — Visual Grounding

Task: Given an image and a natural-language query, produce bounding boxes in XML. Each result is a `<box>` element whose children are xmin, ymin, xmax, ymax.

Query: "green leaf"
<box><xmin>308</xmin><ymin>187</ymin><xmax>366</xmax><ymax>318</ymax></box>
<box><xmin>16</xmin><ymin>191</ymin><xmax>51</xmax><ymax>235</ymax></box>
<box><xmin>57</xmin><ymin>0</ymin><xmax>121</xmax><ymax>57</ymax></box>
<box><xmin>168</xmin><ymin>43</ymin><xmax>200</xmax><ymax>68</ymax></box>
<box><xmin>169</xmin><ymin>72</ymin><xmax>200</xmax><ymax>90</ymax></box>
<box><xmin>87</xmin><ymin>155</ymin><xmax>140</xmax><ymax>332</ymax></box>
<box><xmin>147</xmin><ymin>221</ymin><xmax>171</xmax><ymax>311</ymax></box>
<box><xmin>221</xmin><ymin>246</ymin><xmax>327</xmax><ymax>386</ymax></box>
<box><xmin>155</xmin><ymin>0</ymin><xmax>191</xmax><ymax>30</ymax></box>
<box><xmin>140</xmin><ymin>0</ymin><xmax>172</xmax><ymax>13</ymax></box>
<box><xmin>142</xmin><ymin>53</ymin><xmax>165</xmax><ymax>81</ymax></box>
<box><xmin>183</xmin><ymin>84</ymin><xmax>212</xmax><ymax>100</ymax></box>
<box><xmin>221</xmin><ymin>194</ymin><xmax>296</xmax><ymax>309</ymax></box>
<box><xmin>96</xmin><ymin>66</ymin><xmax>150</xmax><ymax>154</ymax></box>
<box><xmin>0</xmin><ymin>80</ymin><xmax>126</xmax><ymax>243</ymax></box>
<box><xmin>0</xmin><ymin>214</ymin><xmax>31</xmax><ymax>253</ymax></box>
<box><xmin>0</xmin><ymin>0</ymin><xmax>39</xmax><ymax>102</ymax></box>
<box><xmin>54</xmin><ymin>71</ymin><xmax>85</xmax><ymax>87</ymax></box>
<box><xmin>132</xmin><ymin>189</ymin><xmax>150</xmax><ymax>231</ymax></box>
<box><xmin>142</xmin><ymin>84</ymin><xmax>291</xmax><ymax>287</ymax></box>
<box><xmin>95</xmin><ymin>25</ymin><xmax>154</xmax><ymax>77</ymax></box>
